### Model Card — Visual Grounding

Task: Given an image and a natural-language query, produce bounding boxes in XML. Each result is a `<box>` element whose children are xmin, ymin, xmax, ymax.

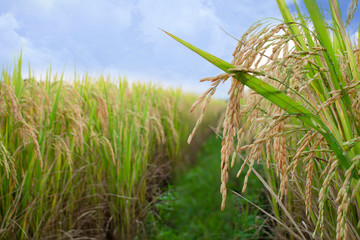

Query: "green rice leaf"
<box><xmin>163</xmin><ymin>30</ymin><xmax>356</xmax><ymax>175</ymax></box>
<box><xmin>161</xmin><ymin>29</ymin><xmax>233</xmax><ymax>73</ymax></box>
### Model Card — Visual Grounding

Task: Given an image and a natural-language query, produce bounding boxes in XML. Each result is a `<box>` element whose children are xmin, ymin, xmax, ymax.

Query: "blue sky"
<box><xmin>0</xmin><ymin>0</ymin><xmax>358</xmax><ymax>98</ymax></box>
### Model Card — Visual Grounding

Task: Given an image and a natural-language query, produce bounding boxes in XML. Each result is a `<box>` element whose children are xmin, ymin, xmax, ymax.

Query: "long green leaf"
<box><xmin>163</xmin><ymin>30</ymin><xmax>355</xmax><ymax>175</ymax></box>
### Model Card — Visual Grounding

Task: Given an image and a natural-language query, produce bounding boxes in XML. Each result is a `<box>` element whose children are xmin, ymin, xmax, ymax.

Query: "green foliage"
<box><xmin>147</xmin><ymin>135</ymin><xmax>267</xmax><ymax>240</ymax></box>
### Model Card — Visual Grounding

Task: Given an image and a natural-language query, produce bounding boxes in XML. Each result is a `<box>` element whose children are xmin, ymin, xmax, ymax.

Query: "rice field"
<box><xmin>166</xmin><ymin>0</ymin><xmax>360</xmax><ymax>239</ymax></box>
<box><xmin>3</xmin><ymin>0</ymin><xmax>360</xmax><ymax>239</ymax></box>
<box><xmin>0</xmin><ymin>57</ymin><xmax>225</xmax><ymax>239</ymax></box>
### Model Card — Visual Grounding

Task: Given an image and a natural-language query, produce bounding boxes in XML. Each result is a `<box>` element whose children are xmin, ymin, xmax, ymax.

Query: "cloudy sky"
<box><xmin>0</xmin><ymin>0</ymin><xmax>359</xmax><ymax>98</ymax></box>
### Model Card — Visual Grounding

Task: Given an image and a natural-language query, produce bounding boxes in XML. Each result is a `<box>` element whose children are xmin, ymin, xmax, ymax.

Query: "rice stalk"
<box><xmin>164</xmin><ymin>0</ymin><xmax>360</xmax><ymax>238</ymax></box>
<box><xmin>0</xmin><ymin>59</ymin><xmax>225</xmax><ymax>239</ymax></box>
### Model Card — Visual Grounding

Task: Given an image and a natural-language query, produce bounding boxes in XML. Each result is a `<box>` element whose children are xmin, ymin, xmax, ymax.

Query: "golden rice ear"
<box><xmin>188</xmin><ymin>73</ymin><xmax>230</xmax><ymax>144</ymax></box>
<box><xmin>0</xmin><ymin>140</ymin><xmax>16</xmax><ymax>181</ymax></box>
<box><xmin>2</xmin><ymin>55</ymin><xmax>228</xmax><ymax>238</ymax></box>
<box><xmin>165</xmin><ymin>0</ymin><xmax>360</xmax><ymax>236</ymax></box>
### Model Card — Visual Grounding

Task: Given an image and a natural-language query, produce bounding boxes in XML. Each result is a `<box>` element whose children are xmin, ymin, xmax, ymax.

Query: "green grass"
<box><xmin>147</xmin><ymin>135</ymin><xmax>267</xmax><ymax>240</ymax></box>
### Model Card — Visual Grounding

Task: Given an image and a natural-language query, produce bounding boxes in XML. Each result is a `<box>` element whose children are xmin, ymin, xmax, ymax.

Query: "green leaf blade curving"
<box><xmin>163</xmin><ymin>29</ymin><xmax>355</xmax><ymax>175</ymax></box>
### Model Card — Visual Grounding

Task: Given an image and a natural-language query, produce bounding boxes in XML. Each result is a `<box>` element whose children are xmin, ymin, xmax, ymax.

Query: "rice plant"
<box><xmin>0</xmin><ymin>56</ymin><xmax>225</xmax><ymax>239</ymax></box>
<box><xmin>165</xmin><ymin>0</ymin><xmax>360</xmax><ymax>239</ymax></box>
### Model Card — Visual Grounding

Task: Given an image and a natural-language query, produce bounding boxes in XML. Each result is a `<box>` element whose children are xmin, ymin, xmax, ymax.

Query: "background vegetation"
<box><xmin>0</xmin><ymin>57</ymin><xmax>225</xmax><ymax>239</ymax></box>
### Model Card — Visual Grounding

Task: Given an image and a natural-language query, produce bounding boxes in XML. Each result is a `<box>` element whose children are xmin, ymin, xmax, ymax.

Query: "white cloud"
<box><xmin>138</xmin><ymin>0</ymin><xmax>222</xmax><ymax>40</ymax></box>
<box><xmin>0</xmin><ymin>12</ymin><xmax>76</xmax><ymax>75</ymax></box>
<box><xmin>0</xmin><ymin>12</ymin><xmax>28</xmax><ymax>58</ymax></box>
<box><xmin>31</xmin><ymin>0</ymin><xmax>55</xmax><ymax>10</ymax></box>
<box><xmin>20</xmin><ymin>0</ymin><xmax>134</xmax><ymax>30</ymax></box>
<box><xmin>136</xmin><ymin>0</ymin><xmax>234</xmax><ymax>74</ymax></box>
<box><xmin>0</xmin><ymin>0</ymin><xmax>136</xmax><ymax>73</ymax></box>
<box><xmin>0</xmin><ymin>12</ymin><xmax>19</xmax><ymax>30</ymax></box>
<box><xmin>0</xmin><ymin>0</ymin><xmax>290</xmax><ymax>99</ymax></box>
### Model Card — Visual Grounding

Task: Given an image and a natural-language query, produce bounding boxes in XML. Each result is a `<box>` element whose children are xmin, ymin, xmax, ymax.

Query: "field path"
<box><xmin>148</xmin><ymin>135</ymin><xmax>266</xmax><ymax>239</ymax></box>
